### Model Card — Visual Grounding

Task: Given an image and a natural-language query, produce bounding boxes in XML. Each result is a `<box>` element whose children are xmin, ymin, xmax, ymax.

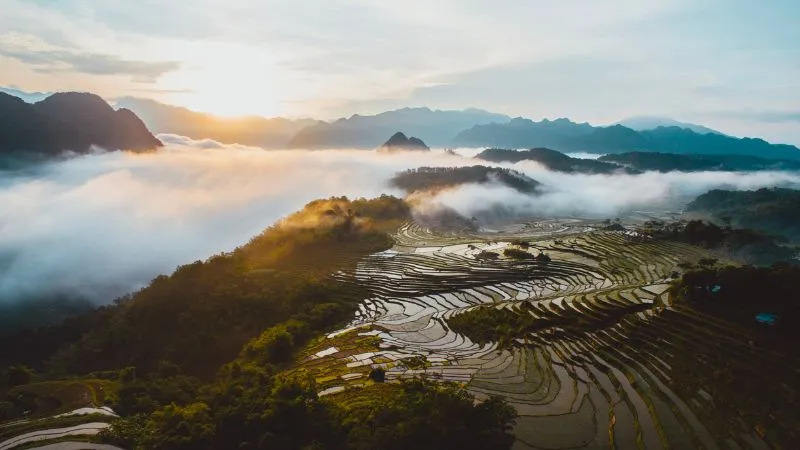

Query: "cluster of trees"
<box><xmin>645</xmin><ymin>219</ymin><xmax>798</xmax><ymax>266</ymax></box>
<box><xmin>673</xmin><ymin>264</ymin><xmax>800</xmax><ymax>350</ymax></box>
<box><xmin>509</xmin><ymin>239</ymin><xmax>530</xmax><ymax>249</ymax></box>
<box><xmin>102</xmin><ymin>376</ymin><xmax>516</xmax><ymax>450</ymax></box>
<box><xmin>685</xmin><ymin>188</ymin><xmax>800</xmax><ymax>243</ymax></box>
<box><xmin>449</xmin><ymin>299</ymin><xmax>651</xmax><ymax>349</ymax></box>
<box><xmin>503</xmin><ymin>248</ymin><xmax>534</xmax><ymax>260</ymax></box>
<box><xmin>476</xmin><ymin>148</ymin><xmax>634</xmax><ymax>174</ymax></box>
<box><xmin>390</xmin><ymin>166</ymin><xmax>540</xmax><ymax>194</ymax></box>
<box><xmin>599</xmin><ymin>152</ymin><xmax>800</xmax><ymax>173</ymax></box>
<box><xmin>502</xmin><ymin>247</ymin><xmax>551</xmax><ymax>262</ymax></box>
<box><xmin>475</xmin><ymin>250</ymin><xmax>500</xmax><ymax>261</ymax></box>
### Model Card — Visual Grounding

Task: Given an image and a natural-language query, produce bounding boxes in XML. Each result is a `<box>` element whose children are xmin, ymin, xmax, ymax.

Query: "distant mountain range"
<box><xmin>453</xmin><ymin>118</ymin><xmax>800</xmax><ymax>160</ymax></box>
<box><xmin>0</xmin><ymin>92</ymin><xmax>161</xmax><ymax>157</ymax></box>
<box><xmin>0</xmin><ymin>86</ymin><xmax>52</xmax><ymax>103</ymax></box>
<box><xmin>3</xmin><ymin>88</ymin><xmax>799</xmax><ymax>161</ymax></box>
<box><xmin>615</xmin><ymin>116</ymin><xmax>722</xmax><ymax>135</ymax></box>
<box><xmin>115</xmin><ymin>97</ymin><xmax>318</xmax><ymax>148</ymax></box>
<box><xmin>288</xmin><ymin>107</ymin><xmax>510</xmax><ymax>149</ymax></box>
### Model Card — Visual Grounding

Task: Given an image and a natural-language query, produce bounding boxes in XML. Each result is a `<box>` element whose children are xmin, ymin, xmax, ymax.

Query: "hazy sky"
<box><xmin>1</xmin><ymin>0</ymin><xmax>798</xmax><ymax>144</ymax></box>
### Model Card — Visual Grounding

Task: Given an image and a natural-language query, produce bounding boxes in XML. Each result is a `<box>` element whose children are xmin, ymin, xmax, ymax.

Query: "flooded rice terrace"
<box><xmin>309</xmin><ymin>218</ymin><xmax>798</xmax><ymax>449</ymax></box>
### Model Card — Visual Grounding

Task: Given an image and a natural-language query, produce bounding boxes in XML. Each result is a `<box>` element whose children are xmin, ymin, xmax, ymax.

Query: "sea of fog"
<box><xmin>2</xmin><ymin>134</ymin><xmax>800</xmax><ymax>305</ymax></box>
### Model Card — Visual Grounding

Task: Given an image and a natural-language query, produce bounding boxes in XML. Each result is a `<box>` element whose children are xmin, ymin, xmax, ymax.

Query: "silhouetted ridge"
<box><xmin>391</xmin><ymin>165</ymin><xmax>539</xmax><ymax>194</ymax></box>
<box><xmin>378</xmin><ymin>132</ymin><xmax>430</xmax><ymax>152</ymax></box>
<box><xmin>599</xmin><ymin>151</ymin><xmax>800</xmax><ymax>172</ymax></box>
<box><xmin>0</xmin><ymin>91</ymin><xmax>162</xmax><ymax>156</ymax></box>
<box><xmin>453</xmin><ymin>119</ymin><xmax>800</xmax><ymax>160</ymax></box>
<box><xmin>476</xmin><ymin>147</ymin><xmax>635</xmax><ymax>174</ymax></box>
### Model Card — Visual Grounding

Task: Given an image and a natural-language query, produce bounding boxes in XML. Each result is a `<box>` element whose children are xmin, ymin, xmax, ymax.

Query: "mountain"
<box><xmin>452</xmin><ymin>117</ymin><xmax>594</xmax><ymax>150</ymax></box>
<box><xmin>616</xmin><ymin>116</ymin><xmax>722</xmax><ymax>135</ymax></box>
<box><xmin>638</xmin><ymin>126</ymin><xmax>800</xmax><ymax>159</ymax></box>
<box><xmin>475</xmin><ymin>147</ymin><xmax>636</xmax><ymax>174</ymax></box>
<box><xmin>0</xmin><ymin>86</ymin><xmax>52</xmax><ymax>103</ymax></box>
<box><xmin>390</xmin><ymin>166</ymin><xmax>539</xmax><ymax>194</ymax></box>
<box><xmin>0</xmin><ymin>92</ymin><xmax>162</xmax><ymax>156</ymax></box>
<box><xmin>453</xmin><ymin>119</ymin><xmax>800</xmax><ymax>160</ymax></box>
<box><xmin>599</xmin><ymin>151</ymin><xmax>800</xmax><ymax>172</ymax></box>
<box><xmin>288</xmin><ymin>107</ymin><xmax>510</xmax><ymax>149</ymax></box>
<box><xmin>378</xmin><ymin>132</ymin><xmax>430</xmax><ymax>152</ymax></box>
<box><xmin>115</xmin><ymin>97</ymin><xmax>318</xmax><ymax>148</ymax></box>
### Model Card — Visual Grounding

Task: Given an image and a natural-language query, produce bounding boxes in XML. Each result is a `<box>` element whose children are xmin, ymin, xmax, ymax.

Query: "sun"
<box><xmin>178</xmin><ymin>88</ymin><xmax>279</xmax><ymax>118</ymax></box>
<box><xmin>155</xmin><ymin>44</ymin><xmax>283</xmax><ymax>118</ymax></box>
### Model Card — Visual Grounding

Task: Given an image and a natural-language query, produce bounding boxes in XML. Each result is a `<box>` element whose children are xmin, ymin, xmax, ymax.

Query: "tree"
<box><xmin>4</xmin><ymin>365</ymin><xmax>34</xmax><ymax>386</ymax></box>
<box><xmin>369</xmin><ymin>368</ymin><xmax>386</xmax><ymax>382</ymax></box>
<box><xmin>143</xmin><ymin>403</ymin><xmax>215</xmax><ymax>450</ymax></box>
<box><xmin>0</xmin><ymin>401</ymin><xmax>15</xmax><ymax>420</ymax></box>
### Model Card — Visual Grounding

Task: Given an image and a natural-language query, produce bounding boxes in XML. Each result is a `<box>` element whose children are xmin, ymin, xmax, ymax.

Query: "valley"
<box><xmin>3</xmin><ymin>2</ymin><xmax>800</xmax><ymax>447</ymax></box>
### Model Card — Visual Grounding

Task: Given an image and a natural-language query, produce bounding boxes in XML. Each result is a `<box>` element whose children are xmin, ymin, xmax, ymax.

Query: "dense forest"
<box><xmin>390</xmin><ymin>166</ymin><xmax>540</xmax><ymax>194</ymax></box>
<box><xmin>673</xmin><ymin>264</ymin><xmax>800</xmax><ymax>350</ymax></box>
<box><xmin>599</xmin><ymin>151</ymin><xmax>800</xmax><ymax>172</ymax></box>
<box><xmin>685</xmin><ymin>188</ymin><xmax>800</xmax><ymax>243</ymax></box>
<box><xmin>641</xmin><ymin>219</ymin><xmax>798</xmax><ymax>266</ymax></box>
<box><xmin>475</xmin><ymin>148</ymin><xmax>633</xmax><ymax>174</ymax></box>
<box><xmin>0</xmin><ymin>195</ymin><xmax>518</xmax><ymax>449</ymax></box>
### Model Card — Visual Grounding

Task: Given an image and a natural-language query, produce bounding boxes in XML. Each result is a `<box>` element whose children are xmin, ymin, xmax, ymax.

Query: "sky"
<box><xmin>1</xmin><ymin>0</ymin><xmax>799</xmax><ymax>144</ymax></box>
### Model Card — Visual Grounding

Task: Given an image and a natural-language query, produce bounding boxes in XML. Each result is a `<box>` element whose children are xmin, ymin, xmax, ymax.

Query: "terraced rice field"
<box><xmin>318</xmin><ymin>221</ymin><xmax>800</xmax><ymax>449</ymax></box>
<box><xmin>0</xmin><ymin>380</ymin><xmax>119</xmax><ymax>450</ymax></box>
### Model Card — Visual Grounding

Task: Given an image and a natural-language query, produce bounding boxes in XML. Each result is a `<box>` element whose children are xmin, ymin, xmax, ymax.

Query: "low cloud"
<box><xmin>425</xmin><ymin>161</ymin><xmax>800</xmax><ymax>221</ymax></box>
<box><xmin>2</xmin><ymin>140</ymin><xmax>799</xmax><ymax>306</ymax></box>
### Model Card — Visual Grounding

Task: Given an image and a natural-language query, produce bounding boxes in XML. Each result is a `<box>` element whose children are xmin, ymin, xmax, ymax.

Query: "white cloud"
<box><xmin>2</xmin><ymin>141</ymin><xmax>799</xmax><ymax>305</ymax></box>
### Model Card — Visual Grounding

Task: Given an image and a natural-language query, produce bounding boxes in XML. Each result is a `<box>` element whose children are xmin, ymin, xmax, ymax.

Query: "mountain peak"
<box><xmin>378</xmin><ymin>132</ymin><xmax>430</xmax><ymax>152</ymax></box>
<box><xmin>0</xmin><ymin>91</ymin><xmax>161</xmax><ymax>156</ymax></box>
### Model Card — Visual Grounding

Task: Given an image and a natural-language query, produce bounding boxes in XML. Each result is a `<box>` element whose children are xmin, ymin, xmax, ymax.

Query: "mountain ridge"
<box><xmin>616</xmin><ymin>116</ymin><xmax>722</xmax><ymax>135</ymax></box>
<box><xmin>115</xmin><ymin>96</ymin><xmax>319</xmax><ymax>148</ymax></box>
<box><xmin>0</xmin><ymin>91</ymin><xmax>162</xmax><ymax>156</ymax></box>
<box><xmin>453</xmin><ymin>119</ymin><xmax>800</xmax><ymax>160</ymax></box>
<box><xmin>288</xmin><ymin>107</ymin><xmax>510</xmax><ymax>149</ymax></box>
